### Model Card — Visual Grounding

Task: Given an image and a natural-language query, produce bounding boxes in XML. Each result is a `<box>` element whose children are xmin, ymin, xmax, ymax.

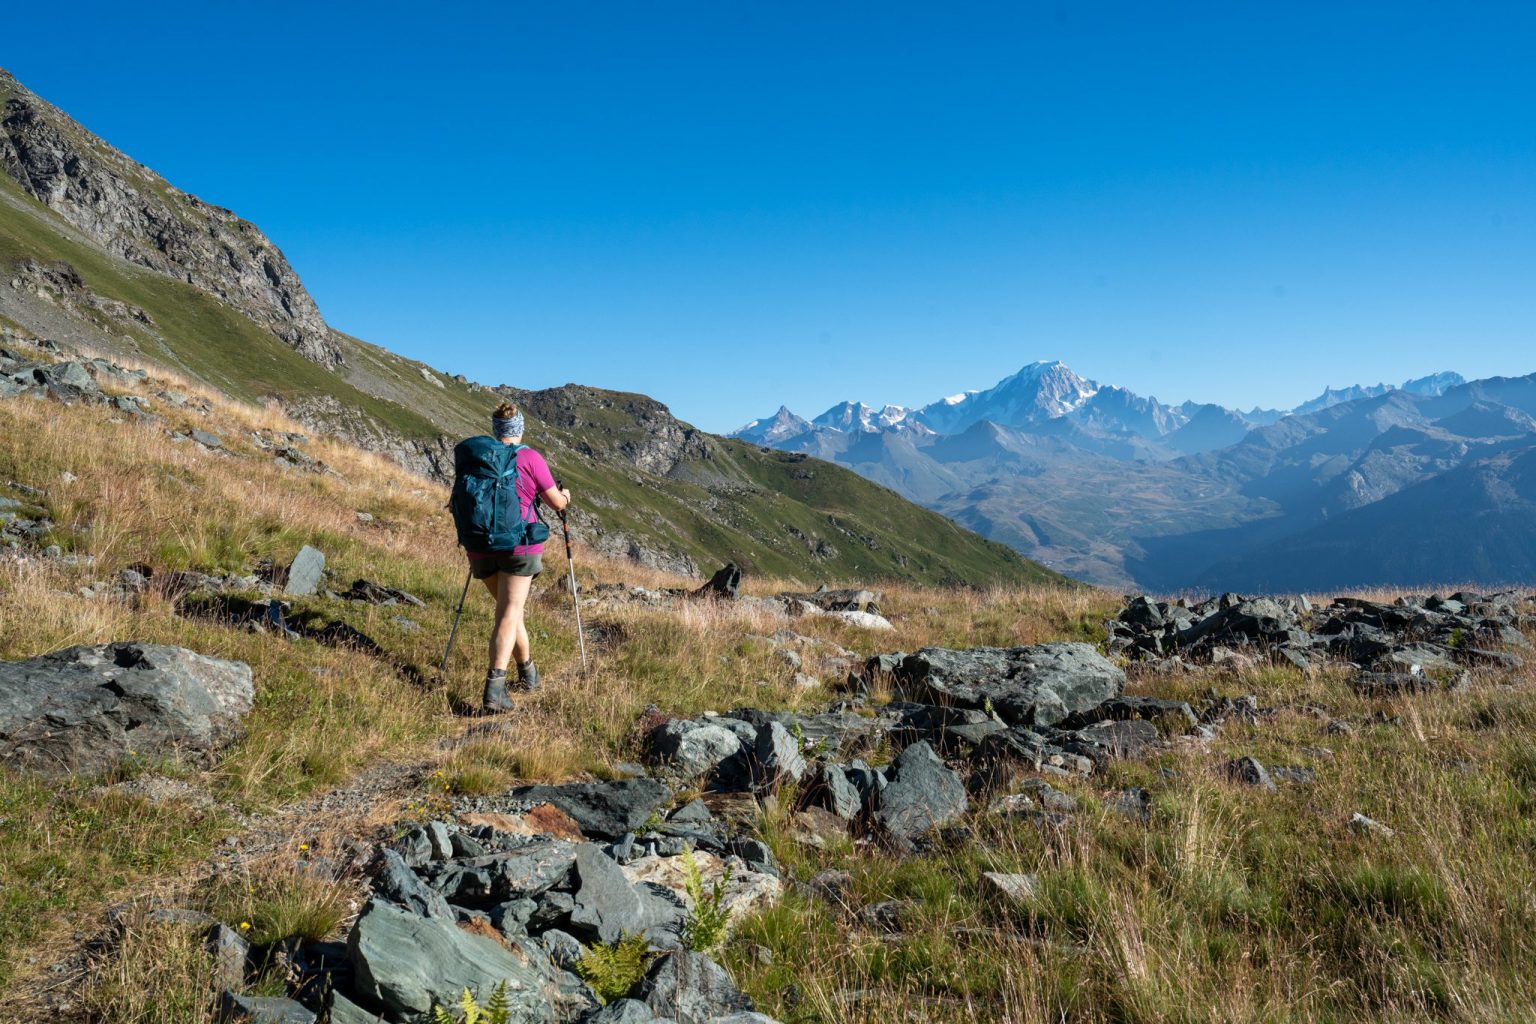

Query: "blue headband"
<box><xmin>493</xmin><ymin>413</ymin><xmax>524</xmax><ymax>439</ymax></box>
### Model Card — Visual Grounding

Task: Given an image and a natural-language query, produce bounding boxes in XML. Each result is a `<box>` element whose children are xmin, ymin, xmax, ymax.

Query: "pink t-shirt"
<box><xmin>466</xmin><ymin>445</ymin><xmax>558</xmax><ymax>557</ymax></box>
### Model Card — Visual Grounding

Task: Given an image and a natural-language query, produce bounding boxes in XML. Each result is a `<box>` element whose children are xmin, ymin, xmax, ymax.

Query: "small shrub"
<box><xmin>576</xmin><ymin>934</ymin><xmax>653</xmax><ymax>1004</ymax></box>
<box><xmin>431</xmin><ymin>981</ymin><xmax>515</xmax><ymax>1024</ymax></box>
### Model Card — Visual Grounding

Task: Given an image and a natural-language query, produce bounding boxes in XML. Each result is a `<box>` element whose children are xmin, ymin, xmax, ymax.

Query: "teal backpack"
<box><xmin>449</xmin><ymin>436</ymin><xmax>551</xmax><ymax>551</ymax></box>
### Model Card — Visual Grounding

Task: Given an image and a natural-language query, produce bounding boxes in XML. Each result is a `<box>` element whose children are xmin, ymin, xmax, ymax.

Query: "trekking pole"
<box><xmin>439</xmin><ymin>568</ymin><xmax>473</xmax><ymax>674</ymax></box>
<box><xmin>555</xmin><ymin>485</ymin><xmax>589</xmax><ymax>673</ymax></box>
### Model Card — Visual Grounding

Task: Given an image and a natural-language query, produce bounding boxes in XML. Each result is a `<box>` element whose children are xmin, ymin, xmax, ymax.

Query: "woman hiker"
<box><xmin>457</xmin><ymin>401</ymin><xmax>571</xmax><ymax>711</ymax></box>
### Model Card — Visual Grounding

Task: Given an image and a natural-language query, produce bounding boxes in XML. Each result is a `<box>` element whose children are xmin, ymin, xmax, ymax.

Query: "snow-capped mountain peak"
<box><xmin>731</xmin><ymin>405</ymin><xmax>811</xmax><ymax>445</ymax></box>
<box><xmin>918</xmin><ymin>359</ymin><xmax>1100</xmax><ymax>433</ymax></box>
<box><xmin>810</xmin><ymin>401</ymin><xmax>914</xmax><ymax>433</ymax></box>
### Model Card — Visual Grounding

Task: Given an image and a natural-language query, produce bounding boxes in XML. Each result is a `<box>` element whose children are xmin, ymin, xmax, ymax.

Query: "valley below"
<box><xmin>737</xmin><ymin>363</ymin><xmax>1536</xmax><ymax>592</ymax></box>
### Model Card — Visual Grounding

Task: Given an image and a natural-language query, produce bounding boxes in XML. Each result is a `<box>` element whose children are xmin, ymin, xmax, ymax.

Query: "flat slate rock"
<box><xmin>486</xmin><ymin>841</ymin><xmax>582</xmax><ymax>899</ymax></box>
<box><xmin>507</xmin><ymin>779</ymin><xmax>672</xmax><ymax>839</ymax></box>
<box><xmin>586</xmin><ymin>999</ymin><xmax>668</xmax><ymax>1023</ymax></box>
<box><xmin>0</xmin><ymin>642</ymin><xmax>253</xmax><ymax>777</ymax></box>
<box><xmin>874</xmin><ymin>740</ymin><xmax>968</xmax><ymax>852</ymax></box>
<box><xmin>726</xmin><ymin>708</ymin><xmax>884</xmax><ymax>754</ymax></box>
<box><xmin>1059</xmin><ymin>696</ymin><xmax>1198</xmax><ymax>730</ymax></box>
<box><xmin>216</xmin><ymin>993</ymin><xmax>316</xmax><ymax>1023</ymax></box>
<box><xmin>1072</xmin><ymin>719</ymin><xmax>1161</xmax><ymax>760</ymax></box>
<box><xmin>284</xmin><ymin>544</ymin><xmax>326</xmax><ymax>596</ymax></box>
<box><xmin>981</xmin><ymin>872</ymin><xmax>1040</xmax><ymax>907</ymax></box>
<box><xmin>347</xmin><ymin>898</ymin><xmax>555</xmax><ymax>1022</ymax></box>
<box><xmin>639</xmin><ymin>951</ymin><xmax>754</xmax><ymax>1024</ymax></box>
<box><xmin>567</xmin><ymin>843</ymin><xmax>686</xmax><ymax>946</ymax></box>
<box><xmin>1354</xmin><ymin>672</ymin><xmax>1436</xmax><ymax>696</ymax></box>
<box><xmin>324</xmin><ymin>991</ymin><xmax>386</xmax><ymax>1024</ymax></box>
<box><xmin>893</xmin><ymin>643</ymin><xmax>1124</xmax><ymax>727</ymax></box>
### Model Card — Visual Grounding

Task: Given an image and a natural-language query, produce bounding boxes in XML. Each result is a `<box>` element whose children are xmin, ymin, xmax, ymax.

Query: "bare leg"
<box><xmin>482</xmin><ymin>575</ymin><xmax>502</xmax><ymax>674</ymax></box>
<box><xmin>489</xmin><ymin>573</ymin><xmax>534</xmax><ymax>673</ymax></box>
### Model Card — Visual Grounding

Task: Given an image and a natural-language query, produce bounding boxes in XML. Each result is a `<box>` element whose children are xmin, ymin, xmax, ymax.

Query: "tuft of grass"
<box><xmin>73</xmin><ymin>917</ymin><xmax>221</xmax><ymax>1024</ymax></box>
<box><xmin>204</xmin><ymin>863</ymin><xmax>355</xmax><ymax>949</ymax></box>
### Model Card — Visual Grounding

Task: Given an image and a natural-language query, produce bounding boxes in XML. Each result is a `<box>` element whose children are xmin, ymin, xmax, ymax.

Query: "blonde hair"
<box><xmin>493</xmin><ymin>401</ymin><xmax>519</xmax><ymax>420</ymax></box>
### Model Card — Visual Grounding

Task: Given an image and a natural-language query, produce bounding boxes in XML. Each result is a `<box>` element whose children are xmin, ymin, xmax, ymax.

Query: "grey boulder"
<box><xmin>347</xmin><ymin>898</ymin><xmax>556</xmax><ymax>1022</ymax></box>
<box><xmin>639</xmin><ymin>951</ymin><xmax>754</xmax><ymax>1024</ymax></box>
<box><xmin>0</xmin><ymin>642</ymin><xmax>253</xmax><ymax>777</ymax></box>
<box><xmin>748</xmin><ymin>721</ymin><xmax>807</xmax><ymax>790</ymax></box>
<box><xmin>567</xmin><ymin>844</ymin><xmax>687</xmax><ymax>947</ymax></box>
<box><xmin>508</xmin><ymin>780</ymin><xmax>672</xmax><ymax>839</ymax></box>
<box><xmin>648</xmin><ymin>720</ymin><xmax>746</xmax><ymax>780</ymax></box>
<box><xmin>894</xmin><ymin>643</ymin><xmax>1124</xmax><ymax>727</ymax></box>
<box><xmin>284</xmin><ymin>544</ymin><xmax>326</xmax><ymax>596</ymax></box>
<box><xmin>804</xmin><ymin>761</ymin><xmax>861</xmax><ymax>820</ymax></box>
<box><xmin>372</xmin><ymin>848</ymin><xmax>453</xmax><ymax>920</ymax></box>
<box><xmin>874</xmin><ymin>741</ymin><xmax>968</xmax><ymax>852</ymax></box>
<box><xmin>1225</xmin><ymin>756</ymin><xmax>1277</xmax><ymax>791</ymax></box>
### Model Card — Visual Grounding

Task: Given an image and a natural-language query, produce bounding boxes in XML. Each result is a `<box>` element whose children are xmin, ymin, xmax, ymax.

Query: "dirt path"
<box><xmin>18</xmin><ymin>730</ymin><xmax>458</xmax><ymax>1020</ymax></box>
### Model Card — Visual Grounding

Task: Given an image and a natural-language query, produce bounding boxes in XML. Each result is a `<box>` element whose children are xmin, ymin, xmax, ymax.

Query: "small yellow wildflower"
<box><xmin>239</xmin><ymin>921</ymin><xmax>251</xmax><ymax>931</ymax></box>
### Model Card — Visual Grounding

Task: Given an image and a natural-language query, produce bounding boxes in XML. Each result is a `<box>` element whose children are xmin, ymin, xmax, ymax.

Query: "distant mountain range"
<box><xmin>734</xmin><ymin>361</ymin><xmax>1536</xmax><ymax>592</ymax></box>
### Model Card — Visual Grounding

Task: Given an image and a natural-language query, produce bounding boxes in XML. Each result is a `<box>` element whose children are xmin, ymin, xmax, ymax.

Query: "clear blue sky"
<box><xmin>6</xmin><ymin>2</ymin><xmax>1534</xmax><ymax>430</ymax></box>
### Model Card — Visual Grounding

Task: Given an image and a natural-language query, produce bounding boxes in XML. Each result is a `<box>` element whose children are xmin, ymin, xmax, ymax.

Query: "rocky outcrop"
<box><xmin>0</xmin><ymin>642</ymin><xmax>254</xmax><ymax>776</ymax></box>
<box><xmin>0</xmin><ymin>70</ymin><xmax>337</xmax><ymax>364</ymax></box>
<box><xmin>892</xmin><ymin>643</ymin><xmax>1125</xmax><ymax>727</ymax></box>
<box><xmin>1108</xmin><ymin>590</ymin><xmax>1534</xmax><ymax>674</ymax></box>
<box><xmin>347</xmin><ymin>898</ymin><xmax>558</xmax><ymax>1022</ymax></box>
<box><xmin>8</xmin><ymin>258</ymin><xmax>155</xmax><ymax>327</ymax></box>
<box><xmin>297</xmin><ymin>803</ymin><xmax>782</xmax><ymax>1022</ymax></box>
<box><xmin>518</xmin><ymin>385</ymin><xmax>711</xmax><ymax>479</ymax></box>
<box><xmin>639</xmin><ymin>639</ymin><xmax>1170</xmax><ymax>852</ymax></box>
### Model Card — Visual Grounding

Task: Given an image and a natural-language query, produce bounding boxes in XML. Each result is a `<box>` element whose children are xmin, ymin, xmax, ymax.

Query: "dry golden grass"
<box><xmin>721</xmin><ymin>653</ymin><xmax>1536</xmax><ymax>1024</ymax></box>
<box><xmin>4</xmin><ymin>349</ymin><xmax>1102</xmax><ymax>1017</ymax></box>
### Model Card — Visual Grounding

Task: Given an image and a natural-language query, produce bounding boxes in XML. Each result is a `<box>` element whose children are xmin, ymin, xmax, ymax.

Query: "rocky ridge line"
<box><xmin>0</xmin><ymin>69</ymin><xmax>337</xmax><ymax>364</ymax></box>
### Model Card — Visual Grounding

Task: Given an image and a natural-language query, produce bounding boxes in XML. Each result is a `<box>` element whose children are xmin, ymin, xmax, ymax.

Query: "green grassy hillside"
<box><xmin>0</xmin><ymin>170</ymin><xmax>1059</xmax><ymax>587</ymax></box>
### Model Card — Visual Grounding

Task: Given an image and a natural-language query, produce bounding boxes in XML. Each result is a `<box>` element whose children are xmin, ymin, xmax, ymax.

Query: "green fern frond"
<box><xmin>430</xmin><ymin>982</ymin><xmax>513</xmax><ymax>1024</ymax></box>
<box><xmin>576</xmin><ymin>934</ymin><xmax>653</xmax><ymax>1004</ymax></box>
<box><xmin>485</xmin><ymin>980</ymin><xmax>513</xmax><ymax>1023</ymax></box>
<box><xmin>679</xmin><ymin>843</ymin><xmax>732</xmax><ymax>953</ymax></box>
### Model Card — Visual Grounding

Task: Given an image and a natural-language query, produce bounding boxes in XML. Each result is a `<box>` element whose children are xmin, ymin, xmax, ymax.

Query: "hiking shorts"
<box><xmin>468</xmin><ymin>552</ymin><xmax>543</xmax><ymax>580</ymax></box>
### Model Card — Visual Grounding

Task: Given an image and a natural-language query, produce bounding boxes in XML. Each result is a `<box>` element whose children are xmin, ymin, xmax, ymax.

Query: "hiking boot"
<box><xmin>482</xmin><ymin>670</ymin><xmax>514</xmax><ymax>712</ymax></box>
<box><xmin>513</xmin><ymin>660</ymin><xmax>541</xmax><ymax>693</ymax></box>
